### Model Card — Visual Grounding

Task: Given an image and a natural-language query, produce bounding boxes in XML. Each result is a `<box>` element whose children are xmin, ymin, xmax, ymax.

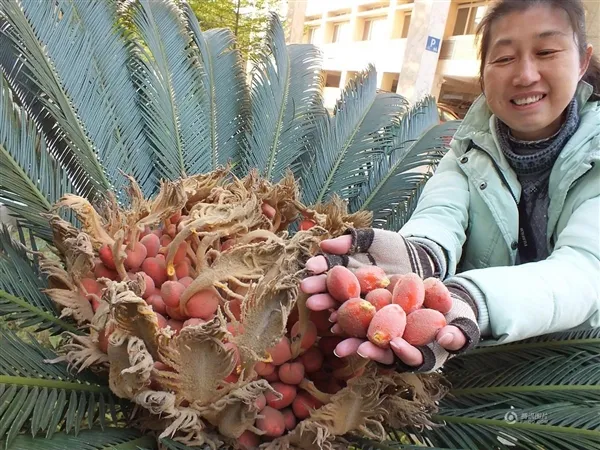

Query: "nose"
<box><xmin>513</xmin><ymin>57</ymin><xmax>541</xmax><ymax>87</ymax></box>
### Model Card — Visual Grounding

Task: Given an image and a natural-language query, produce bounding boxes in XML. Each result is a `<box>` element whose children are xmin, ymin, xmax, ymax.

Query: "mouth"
<box><xmin>510</xmin><ymin>94</ymin><xmax>546</xmax><ymax>107</ymax></box>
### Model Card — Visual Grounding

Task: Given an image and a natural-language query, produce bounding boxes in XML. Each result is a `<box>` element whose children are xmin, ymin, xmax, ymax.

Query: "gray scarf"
<box><xmin>495</xmin><ymin>97</ymin><xmax>580</xmax><ymax>263</ymax></box>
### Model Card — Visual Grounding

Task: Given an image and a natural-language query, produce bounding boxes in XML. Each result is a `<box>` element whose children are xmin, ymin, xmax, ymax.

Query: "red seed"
<box><xmin>265</xmin><ymin>382</ymin><xmax>296</xmax><ymax>410</ymax></box>
<box><xmin>266</xmin><ymin>337</ymin><xmax>292</xmax><ymax>366</ymax></box>
<box><xmin>367</xmin><ymin>304</ymin><xmax>407</xmax><ymax>348</ymax></box>
<box><xmin>141</xmin><ymin>233</ymin><xmax>160</xmax><ymax>258</ymax></box>
<box><xmin>391</xmin><ymin>273</ymin><xmax>425</xmax><ymax>314</ymax></box>
<box><xmin>255</xmin><ymin>406</ymin><xmax>285</xmax><ymax>437</ymax></box>
<box><xmin>423</xmin><ymin>277</ymin><xmax>453</xmax><ymax>314</ymax></box>
<box><xmin>290</xmin><ymin>321</ymin><xmax>317</xmax><ymax>350</ymax></box>
<box><xmin>292</xmin><ymin>391</ymin><xmax>322</xmax><ymax>420</ymax></box>
<box><xmin>160</xmin><ymin>281</ymin><xmax>185</xmax><ymax>308</ymax></box>
<box><xmin>365</xmin><ymin>288</ymin><xmax>393</xmax><ymax>311</ymax></box>
<box><xmin>336</xmin><ymin>298</ymin><xmax>376</xmax><ymax>338</ymax></box>
<box><xmin>278</xmin><ymin>362</ymin><xmax>305</xmax><ymax>385</ymax></box>
<box><xmin>403</xmin><ymin>309</ymin><xmax>447</xmax><ymax>346</ymax></box>
<box><xmin>124</xmin><ymin>242</ymin><xmax>147</xmax><ymax>270</ymax></box>
<box><xmin>326</xmin><ymin>266</ymin><xmax>361</xmax><ymax>302</ymax></box>
<box><xmin>98</xmin><ymin>244</ymin><xmax>116</xmax><ymax>269</ymax></box>
<box><xmin>298</xmin><ymin>347</ymin><xmax>324</xmax><ymax>373</ymax></box>
<box><xmin>185</xmin><ymin>290</ymin><xmax>219</xmax><ymax>319</ymax></box>
<box><xmin>354</xmin><ymin>266</ymin><xmax>390</xmax><ymax>294</ymax></box>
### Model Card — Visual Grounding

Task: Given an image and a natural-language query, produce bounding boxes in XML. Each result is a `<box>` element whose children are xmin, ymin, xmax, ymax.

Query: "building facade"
<box><xmin>286</xmin><ymin>0</ymin><xmax>600</xmax><ymax>117</ymax></box>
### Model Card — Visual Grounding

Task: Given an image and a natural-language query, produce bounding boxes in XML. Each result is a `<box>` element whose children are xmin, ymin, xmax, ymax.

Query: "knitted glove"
<box><xmin>388</xmin><ymin>283</ymin><xmax>481</xmax><ymax>373</ymax></box>
<box><xmin>321</xmin><ymin>228</ymin><xmax>439</xmax><ymax>278</ymax></box>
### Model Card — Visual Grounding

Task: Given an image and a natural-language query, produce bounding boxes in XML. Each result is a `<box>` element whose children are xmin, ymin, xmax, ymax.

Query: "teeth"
<box><xmin>513</xmin><ymin>95</ymin><xmax>544</xmax><ymax>106</ymax></box>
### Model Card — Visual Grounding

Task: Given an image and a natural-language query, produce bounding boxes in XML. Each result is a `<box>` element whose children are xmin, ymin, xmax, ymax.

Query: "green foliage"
<box><xmin>0</xmin><ymin>73</ymin><xmax>72</xmax><ymax>242</ymax></box>
<box><xmin>0</xmin><ymin>224</ymin><xmax>77</xmax><ymax>335</ymax></box>
<box><xmin>187</xmin><ymin>0</ymin><xmax>280</xmax><ymax>61</ymax></box>
<box><xmin>242</xmin><ymin>13</ymin><xmax>323</xmax><ymax>182</ymax></box>
<box><xmin>300</xmin><ymin>65</ymin><xmax>408</xmax><ymax>206</ymax></box>
<box><xmin>393</xmin><ymin>328</ymin><xmax>600</xmax><ymax>450</ymax></box>
<box><xmin>0</xmin><ymin>427</ymin><xmax>156</xmax><ymax>450</ymax></box>
<box><xmin>0</xmin><ymin>329</ymin><xmax>126</xmax><ymax>448</ymax></box>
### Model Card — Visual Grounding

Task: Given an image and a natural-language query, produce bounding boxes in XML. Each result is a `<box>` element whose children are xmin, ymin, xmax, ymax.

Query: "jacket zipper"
<box><xmin>467</xmin><ymin>140</ymin><xmax>519</xmax><ymax>205</ymax></box>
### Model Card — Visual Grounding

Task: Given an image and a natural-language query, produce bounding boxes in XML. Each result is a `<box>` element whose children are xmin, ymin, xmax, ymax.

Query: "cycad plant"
<box><xmin>0</xmin><ymin>1</ymin><xmax>599</xmax><ymax>449</ymax></box>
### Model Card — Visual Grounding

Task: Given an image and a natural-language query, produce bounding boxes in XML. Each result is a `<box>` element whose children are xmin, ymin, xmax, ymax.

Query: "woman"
<box><xmin>300</xmin><ymin>0</ymin><xmax>600</xmax><ymax>373</ymax></box>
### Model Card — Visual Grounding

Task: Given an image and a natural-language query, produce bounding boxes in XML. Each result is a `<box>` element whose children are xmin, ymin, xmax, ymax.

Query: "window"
<box><xmin>332</xmin><ymin>24</ymin><xmax>341</xmax><ymax>43</ymax></box>
<box><xmin>324</xmin><ymin>71</ymin><xmax>341</xmax><ymax>88</ymax></box>
<box><xmin>361</xmin><ymin>17</ymin><xmax>387</xmax><ymax>41</ymax></box>
<box><xmin>331</xmin><ymin>22</ymin><xmax>350</xmax><ymax>43</ymax></box>
<box><xmin>306</xmin><ymin>27</ymin><xmax>317</xmax><ymax>44</ymax></box>
<box><xmin>453</xmin><ymin>3</ymin><xmax>487</xmax><ymax>36</ymax></box>
<box><xmin>401</xmin><ymin>13</ymin><xmax>411</xmax><ymax>38</ymax></box>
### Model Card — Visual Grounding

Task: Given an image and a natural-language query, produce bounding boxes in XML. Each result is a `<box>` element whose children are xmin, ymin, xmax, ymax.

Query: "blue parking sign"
<box><xmin>426</xmin><ymin>36</ymin><xmax>441</xmax><ymax>53</ymax></box>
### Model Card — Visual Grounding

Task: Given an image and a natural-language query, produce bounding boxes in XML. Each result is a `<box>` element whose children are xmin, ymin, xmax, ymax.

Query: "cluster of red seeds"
<box><xmin>326</xmin><ymin>266</ymin><xmax>452</xmax><ymax>348</ymax></box>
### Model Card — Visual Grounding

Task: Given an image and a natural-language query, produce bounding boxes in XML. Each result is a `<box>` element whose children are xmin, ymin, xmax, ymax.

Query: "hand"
<box><xmin>306</xmin><ymin>228</ymin><xmax>437</xmax><ymax>277</ymax></box>
<box><xmin>300</xmin><ymin>231</ymin><xmax>480</xmax><ymax>372</ymax></box>
<box><xmin>301</xmin><ymin>272</ymin><xmax>469</xmax><ymax>369</ymax></box>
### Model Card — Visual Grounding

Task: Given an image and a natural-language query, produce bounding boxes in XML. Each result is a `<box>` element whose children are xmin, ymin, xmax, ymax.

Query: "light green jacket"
<box><xmin>401</xmin><ymin>82</ymin><xmax>600</xmax><ymax>346</ymax></box>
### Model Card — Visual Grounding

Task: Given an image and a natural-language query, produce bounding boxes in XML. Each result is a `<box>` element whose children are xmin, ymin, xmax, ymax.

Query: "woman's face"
<box><xmin>482</xmin><ymin>5</ymin><xmax>592</xmax><ymax>141</ymax></box>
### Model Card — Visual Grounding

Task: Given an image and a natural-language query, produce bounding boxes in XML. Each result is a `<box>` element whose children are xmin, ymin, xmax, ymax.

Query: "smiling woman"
<box><xmin>301</xmin><ymin>0</ymin><xmax>600</xmax><ymax>375</ymax></box>
<box><xmin>478</xmin><ymin>0</ymin><xmax>598</xmax><ymax>140</ymax></box>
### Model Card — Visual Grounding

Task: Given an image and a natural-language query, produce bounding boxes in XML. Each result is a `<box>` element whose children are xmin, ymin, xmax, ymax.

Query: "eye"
<box><xmin>491</xmin><ymin>56</ymin><xmax>513</xmax><ymax>64</ymax></box>
<box><xmin>538</xmin><ymin>50</ymin><xmax>558</xmax><ymax>57</ymax></box>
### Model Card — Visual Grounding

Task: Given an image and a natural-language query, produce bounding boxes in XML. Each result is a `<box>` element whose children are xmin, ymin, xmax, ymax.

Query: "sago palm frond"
<box><xmin>0</xmin><ymin>225</ymin><xmax>77</xmax><ymax>335</ymax></box>
<box><xmin>353</xmin><ymin>438</ymin><xmax>461</xmax><ymax>450</ymax></box>
<box><xmin>243</xmin><ymin>14</ymin><xmax>323</xmax><ymax>182</ymax></box>
<box><xmin>0</xmin><ymin>72</ymin><xmax>72</xmax><ymax>242</ymax></box>
<box><xmin>301</xmin><ymin>65</ymin><xmax>408</xmax><ymax>206</ymax></box>
<box><xmin>0</xmin><ymin>0</ymin><xmax>149</xmax><ymax>199</ymax></box>
<box><xmin>352</xmin><ymin>115</ymin><xmax>461</xmax><ymax>231</ymax></box>
<box><xmin>184</xmin><ymin>3</ymin><xmax>249</xmax><ymax>170</ymax></box>
<box><xmin>0</xmin><ymin>330</ymin><xmax>126</xmax><ymax>447</ymax></box>
<box><xmin>0</xmin><ymin>427</ymin><xmax>155</xmax><ymax>450</ymax></box>
<box><xmin>394</xmin><ymin>328</ymin><xmax>600</xmax><ymax>450</ymax></box>
<box><xmin>128</xmin><ymin>0</ymin><xmax>211</xmax><ymax>180</ymax></box>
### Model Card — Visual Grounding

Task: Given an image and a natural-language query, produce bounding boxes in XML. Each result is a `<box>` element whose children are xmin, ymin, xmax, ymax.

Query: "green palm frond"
<box><xmin>0</xmin><ymin>72</ymin><xmax>72</xmax><ymax>242</ymax></box>
<box><xmin>300</xmin><ymin>65</ymin><xmax>408</xmax><ymax>206</ymax></box>
<box><xmin>0</xmin><ymin>427</ymin><xmax>156</xmax><ymax>450</ymax></box>
<box><xmin>449</xmin><ymin>327</ymin><xmax>600</xmax><ymax>371</ymax></box>
<box><xmin>243</xmin><ymin>14</ymin><xmax>323</xmax><ymax>182</ymax></box>
<box><xmin>0</xmin><ymin>0</ymin><xmax>135</xmax><ymax>199</ymax></box>
<box><xmin>352</xmin><ymin>115</ymin><xmax>461</xmax><ymax>231</ymax></box>
<box><xmin>0</xmin><ymin>225</ymin><xmax>77</xmax><ymax>335</ymax></box>
<box><xmin>184</xmin><ymin>4</ymin><xmax>249</xmax><ymax>170</ymax></box>
<box><xmin>395</xmin><ymin>328</ymin><xmax>600</xmax><ymax>449</ymax></box>
<box><xmin>129</xmin><ymin>0</ymin><xmax>210</xmax><ymax>180</ymax></box>
<box><xmin>66</xmin><ymin>0</ymin><xmax>156</xmax><ymax>197</ymax></box>
<box><xmin>353</xmin><ymin>437</ymin><xmax>461</xmax><ymax>450</ymax></box>
<box><xmin>0</xmin><ymin>329</ymin><xmax>126</xmax><ymax>447</ymax></box>
<box><xmin>159</xmin><ymin>438</ymin><xmax>210</xmax><ymax>450</ymax></box>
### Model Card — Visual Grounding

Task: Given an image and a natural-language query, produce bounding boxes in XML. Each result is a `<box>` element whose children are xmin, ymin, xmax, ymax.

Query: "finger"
<box><xmin>306</xmin><ymin>293</ymin><xmax>337</xmax><ymax>311</ymax></box>
<box><xmin>305</xmin><ymin>255</ymin><xmax>329</xmax><ymax>274</ymax></box>
<box><xmin>333</xmin><ymin>338</ymin><xmax>363</xmax><ymax>358</ymax></box>
<box><xmin>328</xmin><ymin>310</ymin><xmax>338</xmax><ymax>323</ymax></box>
<box><xmin>356</xmin><ymin>341</ymin><xmax>394</xmax><ymax>365</ymax></box>
<box><xmin>390</xmin><ymin>338</ymin><xmax>424</xmax><ymax>367</ymax></box>
<box><xmin>320</xmin><ymin>235</ymin><xmax>353</xmax><ymax>255</ymax></box>
<box><xmin>330</xmin><ymin>323</ymin><xmax>343</xmax><ymax>335</ymax></box>
<box><xmin>436</xmin><ymin>325</ymin><xmax>467</xmax><ymax>351</ymax></box>
<box><xmin>300</xmin><ymin>274</ymin><xmax>327</xmax><ymax>294</ymax></box>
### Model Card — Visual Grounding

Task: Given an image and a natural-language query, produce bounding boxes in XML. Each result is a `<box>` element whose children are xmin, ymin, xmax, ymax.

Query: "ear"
<box><xmin>579</xmin><ymin>44</ymin><xmax>593</xmax><ymax>80</ymax></box>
